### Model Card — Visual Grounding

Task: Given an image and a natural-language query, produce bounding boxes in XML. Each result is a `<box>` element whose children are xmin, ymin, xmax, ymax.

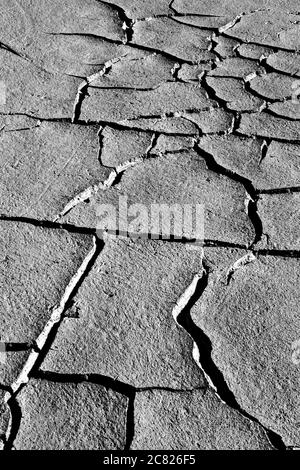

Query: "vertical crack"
<box><xmin>172</xmin><ymin>263</ymin><xmax>286</xmax><ymax>450</ymax></box>
<box><xmin>5</xmin><ymin>237</ymin><xmax>102</xmax><ymax>399</ymax></box>
<box><xmin>259</xmin><ymin>138</ymin><xmax>271</xmax><ymax>166</ymax></box>
<box><xmin>193</xmin><ymin>142</ymin><xmax>263</xmax><ymax>247</ymax></box>
<box><xmin>4</xmin><ymin>395</ymin><xmax>22</xmax><ymax>450</ymax></box>
<box><xmin>72</xmin><ymin>79</ymin><xmax>89</xmax><ymax>123</ymax></box>
<box><xmin>3</xmin><ymin>237</ymin><xmax>104</xmax><ymax>448</ymax></box>
<box><xmin>246</xmin><ymin>195</ymin><xmax>263</xmax><ymax>246</ymax></box>
<box><xmin>124</xmin><ymin>391</ymin><xmax>136</xmax><ymax>450</ymax></box>
<box><xmin>145</xmin><ymin>132</ymin><xmax>159</xmax><ymax>157</ymax></box>
<box><xmin>98</xmin><ymin>125</ymin><xmax>106</xmax><ymax>166</ymax></box>
<box><xmin>231</xmin><ymin>112</ymin><xmax>241</xmax><ymax>133</ymax></box>
<box><xmin>72</xmin><ymin>56</ymin><xmax>125</xmax><ymax>123</ymax></box>
<box><xmin>99</xmin><ymin>0</ymin><xmax>134</xmax><ymax>43</ymax></box>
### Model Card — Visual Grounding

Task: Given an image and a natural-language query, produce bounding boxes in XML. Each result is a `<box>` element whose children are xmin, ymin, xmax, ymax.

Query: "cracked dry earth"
<box><xmin>0</xmin><ymin>0</ymin><xmax>300</xmax><ymax>452</ymax></box>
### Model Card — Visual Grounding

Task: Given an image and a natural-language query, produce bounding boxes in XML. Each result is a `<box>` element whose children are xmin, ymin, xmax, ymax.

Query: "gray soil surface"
<box><xmin>0</xmin><ymin>0</ymin><xmax>299</xmax><ymax>451</ymax></box>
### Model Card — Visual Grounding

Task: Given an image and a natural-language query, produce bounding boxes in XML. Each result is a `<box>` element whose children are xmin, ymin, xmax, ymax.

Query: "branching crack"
<box><xmin>258</xmin><ymin>186</ymin><xmax>300</xmax><ymax>194</ymax></box>
<box><xmin>0</xmin><ymin>214</ymin><xmax>96</xmax><ymax>236</ymax></box>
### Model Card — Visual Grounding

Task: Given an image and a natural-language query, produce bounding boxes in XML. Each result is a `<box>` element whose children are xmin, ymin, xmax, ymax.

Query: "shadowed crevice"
<box><xmin>0</xmin><ymin>214</ymin><xmax>97</xmax><ymax>235</ymax></box>
<box><xmin>4</xmin><ymin>396</ymin><xmax>22</xmax><ymax>450</ymax></box>
<box><xmin>193</xmin><ymin>142</ymin><xmax>263</xmax><ymax>246</ymax></box>
<box><xmin>98</xmin><ymin>0</ymin><xmax>134</xmax><ymax>43</ymax></box>
<box><xmin>0</xmin><ymin>343</ymin><xmax>32</xmax><ymax>352</ymax></box>
<box><xmin>175</xmin><ymin>264</ymin><xmax>286</xmax><ymax>450</ymax></box>
<box><xmin>258</xmin><ymin>186</ymin><xmax>300</xmax><ymax>194</ymax></box>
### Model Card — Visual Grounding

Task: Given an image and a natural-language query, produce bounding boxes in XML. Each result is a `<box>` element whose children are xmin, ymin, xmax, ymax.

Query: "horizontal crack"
<box><xmin>236</xmin><ymin>125</ymin><xmax>300</xmax><ymax>144</ymax></box>
<box><xmin>222</xmin><ymin>32</ymin><xmax>299</xmax><ymax>53</ymax></box>
<box><xmin>32</xmin><ymin>371</ymin><xmax>134</xmax><ymax>396</ymax></box>
<box><xmin>0</xmin><ymin>343</ymin><xmax>32</xmax><ymax>352</ymax></box>
<box><xmin>0</xmin><ymin>214</ymin><xmax>96</xmax><ymax>236</ymax></box>
<box><xmin>254</xmin><ymin>249</ymin><xmax>300</xmax><ymax>258</ymax></box>
<box><xmin>0</xmin><ymin>214</ymin><xmax>255</xmax><ymax>248</ymax></box>
<box><xmin>0</xmin><ymin>214</ymin><xmax>298</xmax><ymax>258</ymax></box>
<box><xmin>73</xmin><ymin>56</ymin><xmax>126</xmax><ymax>123</ymax></box>
<box><xmin>79</xmin><ymin>116</ymin><xmax>199</xmax><ymax>135</ymax></box>
<box><xmin>47</xmin><ymin>32</ymin><xmax>198</xmax><ymax>65</ymax></box>
<box><xmin>258</xmin><ymin>186</ymin><xmax>300</xmax><ymax>194</ymax></box>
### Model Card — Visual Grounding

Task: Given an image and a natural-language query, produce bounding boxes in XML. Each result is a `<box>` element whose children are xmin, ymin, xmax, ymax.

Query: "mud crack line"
<box><xmin>172</xmin><ymin>263</ymin><xmax>287</xmax><ymax>450</ymax></box>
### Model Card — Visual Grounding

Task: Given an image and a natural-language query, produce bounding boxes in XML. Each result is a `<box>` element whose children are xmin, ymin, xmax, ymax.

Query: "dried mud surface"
<box><xmin>0</xmin><ymin>0</ymin><xmax>299</xmax><ymax>450</ymax></box>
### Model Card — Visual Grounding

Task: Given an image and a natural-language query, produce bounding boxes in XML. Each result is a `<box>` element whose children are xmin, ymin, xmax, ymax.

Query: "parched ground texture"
<box><xmin>0</xmin><ymin>0</ymin><xmax>300</xmax><ymax>451</ymax></box>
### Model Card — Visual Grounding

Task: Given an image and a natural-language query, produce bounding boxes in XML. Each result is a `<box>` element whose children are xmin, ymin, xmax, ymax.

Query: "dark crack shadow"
<box><xmin>4</xmin><ymin>396</ymin><xmax>22</xmax><ymax>450</ymax></box>
<box><xmin>193</xmin><ymin>142</ymin><xmax>263</xmax><ymax>246</ymax></box>
<box><xmin>0</xmin><ymin>214</ymin><xmax>96</xmax><ymax>236</ymax></box>
<box><xmin>176</xmin><ymin>264</ymin><xmax>286</xmax><ymax>450</ymax></box>
<box><xmin>124</xmin><ymin>392</ymin><xmax>136</xmax><ymax>450</ymax></box>
<box><xmin>98</xmin><ymin>0</ymin><xmax>134</xmax><ymax>43</ymax></box>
